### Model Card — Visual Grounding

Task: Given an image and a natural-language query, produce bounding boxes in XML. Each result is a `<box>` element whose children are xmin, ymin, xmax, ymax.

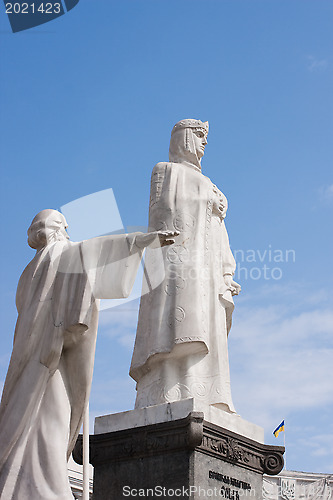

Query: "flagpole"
<box><xmin>283</xmin><ymin>423</ymin><xmax>286</xmax><ymax>470</ymax></box>
<box><xmin>83</xmin><ymin>401</ymin><xmax>90</xmax><ymax>500</ymax></box>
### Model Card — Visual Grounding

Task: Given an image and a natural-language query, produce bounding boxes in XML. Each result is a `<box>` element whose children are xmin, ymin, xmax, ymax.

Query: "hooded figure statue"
<box><xmin>0</xmin><ymin>209</ymin><xmax>176</xmax><ymax>500</ymax></box>
<box><xmin>130</xmin><ymin>119</ymin><xmax>241</xmax><ymax>413</ymax></box>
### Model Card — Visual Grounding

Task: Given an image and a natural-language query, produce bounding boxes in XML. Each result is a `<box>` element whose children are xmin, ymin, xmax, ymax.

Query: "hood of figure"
<box><xmin>169</xmin><ymin>118</ymin><xmax>209</xmax><ymax>171</ymax></box>
<box><xmin>28</xmin><ymin>209</ymin><xmax>69</xmax><ymax>250</ymax></box>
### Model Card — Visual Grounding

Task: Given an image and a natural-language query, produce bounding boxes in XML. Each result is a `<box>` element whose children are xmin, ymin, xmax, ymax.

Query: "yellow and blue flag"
<box><xmin>273</xmin><ymin>420</ymin><xmax>285</xmax><ymax>438</ymax></box>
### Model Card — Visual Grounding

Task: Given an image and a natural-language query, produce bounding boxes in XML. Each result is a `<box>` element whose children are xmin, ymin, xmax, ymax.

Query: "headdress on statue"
<box><xmin>169</xmin><ymin>118</ymin><xmax>209</xmax><ymax>170</ymax></box>
<box><xmin>171</xmin><ymin>119</ymin><xmax>209</xmax><ymax>136</ymax></box>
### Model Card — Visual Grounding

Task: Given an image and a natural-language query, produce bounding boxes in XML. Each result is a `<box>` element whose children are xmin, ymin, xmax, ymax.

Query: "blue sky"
<box><xmin>1</xmin><ymin>0</ymin><xmax>332</xmax><ymax>474</ymax></box>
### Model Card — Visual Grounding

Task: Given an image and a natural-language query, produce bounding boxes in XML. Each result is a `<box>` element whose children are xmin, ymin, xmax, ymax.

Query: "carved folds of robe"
<box><xmin>130</xmin><ymin>161</ymin><xmax>237</xmax><ymax>413</ymax></box>
<box><xmin>0</xmin><ymin>234</ymin><xmax>143</xmax><ymax>500</ymax></box>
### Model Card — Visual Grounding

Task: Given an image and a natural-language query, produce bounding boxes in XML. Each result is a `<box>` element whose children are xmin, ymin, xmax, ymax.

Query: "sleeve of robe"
<box><xmin>221</xmin><ymin>221</ymin><xmax>236</xmax><ymax>277</ymax></box>
<box><xmin>219</xmin><ymin>221</ymin><xmax>236</xmax><ymax>335</ymax></box>
<box><xmin>80</xmin><ymin>232</ymin><xmax>144</xmax><ymax>300</ymax></box>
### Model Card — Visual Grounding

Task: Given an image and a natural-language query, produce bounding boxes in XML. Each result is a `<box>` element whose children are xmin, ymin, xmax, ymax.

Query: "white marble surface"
<box><xmin>94</xmin><ymin>398</ymin><xmax>264</xmax><ymax>443</ymax></box>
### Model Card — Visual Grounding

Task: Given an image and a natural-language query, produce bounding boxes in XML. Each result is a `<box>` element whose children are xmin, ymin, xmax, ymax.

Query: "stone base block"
<box><xmin>94</xmin><ymin>398</ymin><xmax>264</xmax><ymax>443</ymax></box>
<box><xmin>74</xmin><ymin>408</ymin><xmax>284</xmax><ymax>500</ymax></box>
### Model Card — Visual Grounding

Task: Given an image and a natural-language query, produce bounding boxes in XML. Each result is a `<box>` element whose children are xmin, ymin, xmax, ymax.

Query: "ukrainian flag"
<box><xmin>273</xmin><ymin>420</ymin><xmax>285</xmax><ymax>438</ymax></box>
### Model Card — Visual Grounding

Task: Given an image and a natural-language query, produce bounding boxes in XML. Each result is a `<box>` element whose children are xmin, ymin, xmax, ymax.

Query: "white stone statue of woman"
<box><xmin>130</xmin><ymin>119</ymin><xmax>241</xmax><ymax>413</ymax></box>
<box><xmin>0</xmin><ymin>209</ymin><xmax>176</xmax><ymax>500</ymax></box>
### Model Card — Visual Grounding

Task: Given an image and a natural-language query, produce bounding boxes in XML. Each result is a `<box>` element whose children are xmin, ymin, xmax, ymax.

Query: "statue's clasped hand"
<box><xmin>212</xmin><ymin>189</ymin><xmax>227</xmax><ymax>221</ymax></box>
<box><xmin>135</xmin><ymin>231</ymin><xmax>179</xmax><ymax>249</ymax></box>
<box><xmin>223</xmin><ymin>273</ymin><xmax>241</xmax><ymax>296</ymax></box>
<box><xmin>216</xmin><ymin>202</ymin><xmax>226</xmax><ymax>220</ymax></box>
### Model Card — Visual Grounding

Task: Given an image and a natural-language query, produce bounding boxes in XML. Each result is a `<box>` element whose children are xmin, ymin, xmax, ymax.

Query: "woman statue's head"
<box><xmin>169</xmin><ymin>119</ymin><xmax>209</xmax><ymax>169</ymax></box>
<box><xmin>28</xmin><ymin>209</ymin><xmax>69</xmax><ymax>250</ymax></box>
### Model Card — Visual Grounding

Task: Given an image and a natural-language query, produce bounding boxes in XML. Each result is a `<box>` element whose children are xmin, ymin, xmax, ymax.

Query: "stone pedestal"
<box><xmin>73</xmin><ymin>401</ymin><xmax>284</xmax><ymax>500</ymax></box>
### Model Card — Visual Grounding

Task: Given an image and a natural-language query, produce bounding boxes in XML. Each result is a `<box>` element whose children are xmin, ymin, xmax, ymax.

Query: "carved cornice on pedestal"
<box><xmin>200</xmin><ymin>421</ymin><xmax>284</xmax><ymax>475</ymax></box>
<box><xmin>73</xmin><ymin>412</ymin><xmax>204</xmax><ymax>466</ymax></box>
<box><xmin>73</xmin><ymin>412</ymin><xmax>284</xmax><ymax>476</ymax></box>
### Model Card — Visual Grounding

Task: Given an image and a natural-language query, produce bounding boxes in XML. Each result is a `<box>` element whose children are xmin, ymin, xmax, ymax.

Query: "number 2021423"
<box><xmin>5</xmin><ymin>3</ymin><xmax>61</xmax><ymax>14</ymax></box>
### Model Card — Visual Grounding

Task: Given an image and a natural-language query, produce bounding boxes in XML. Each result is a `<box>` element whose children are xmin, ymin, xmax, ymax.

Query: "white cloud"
<box><xmin>306</xmin><ymin>55</ymin><xmax>328</xmax><ymax>72</ymax></box>
<box><xmin>97</xmin><ymin>303</ymin><xmax>139</xmax><ymax>350</ymax></box>
<box><xmin>229</xmin><ymin>286</ymin><xmax>333</xmax><ymax>431</ymax></box>
<box><xmin>318</xmin><ymin>184</ymin><xmax>333</xmax><ymax>204</ymax></box>
<box><xmin>296</xmin><ymin>433</ymin><xmax>333</xmax><ymax>467</ymax></box>
<box><xmin>280</xmin><ymin>428</ymin><xmax>333</xmax><ymax>473</ymax></box>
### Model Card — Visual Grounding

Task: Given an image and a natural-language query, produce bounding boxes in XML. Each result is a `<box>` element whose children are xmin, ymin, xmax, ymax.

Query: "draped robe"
<box><xmin>0</xmin><ymin>233</ymin><xmax>143</xmax><ymax>500</ymax></box>
<box><xmin>130</xmin><ymin>161</ymin><xmax>237</xmax><ymax>412</ymax></box>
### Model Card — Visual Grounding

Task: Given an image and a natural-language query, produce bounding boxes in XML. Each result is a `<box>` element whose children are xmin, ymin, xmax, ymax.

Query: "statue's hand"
<box><xmin>230</xmin><ymin>280</ymin><xmax>241</xmax><ymax>296</ymax></box>
<box><xmin>135</xmin><ymin>231</ymin><xmax>179</xmax><ymax>249</ymax></box>
<box><xmin>155</xmin><ymin>230</ymin><xmax>179</xmax><ymax>248</ymax></box>
<box><xmin>212</xmin><ymin>198</ymin><xmax>226</xmax><ymax>220</ymax></box>
<box><xmin>224</xmin><ymin>274</ymin><xmax>241</xmax><ymax>296</ymax></box>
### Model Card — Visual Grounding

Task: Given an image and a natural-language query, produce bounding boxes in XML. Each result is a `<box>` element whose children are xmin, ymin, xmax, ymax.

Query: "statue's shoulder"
<box><xmin>151</xmin><ymin>162</ymin><xmax>173</xmax><ymax>182</ymax></box>
<box><xmin>152</xmin><ymin>161</ymin><xmax>171</xmax><ymax>173</ymax></box>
